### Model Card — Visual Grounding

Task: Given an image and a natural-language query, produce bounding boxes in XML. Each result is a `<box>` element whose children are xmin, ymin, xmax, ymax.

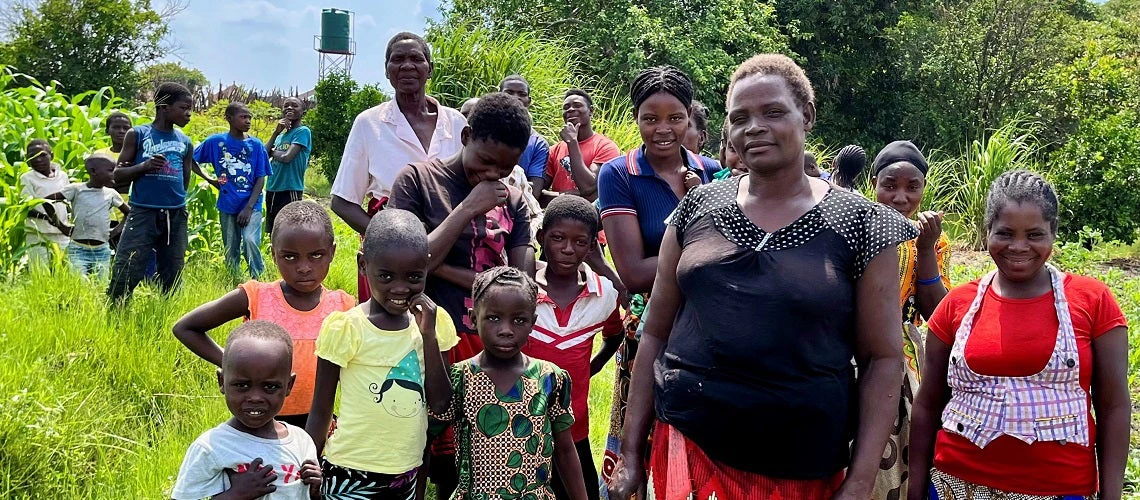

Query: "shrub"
<box><xmin>308</xmin><ymin>71</ymin><xmax>387</xmax><ymax>183</ymax></box>
<box><xmin>1050</xmin><ymin>110</ymin><xmax>1140</xmax><ymax>244</ymax></box>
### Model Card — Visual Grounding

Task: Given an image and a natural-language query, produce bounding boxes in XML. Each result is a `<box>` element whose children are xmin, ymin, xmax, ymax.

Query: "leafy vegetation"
<box><xmin>0</xmin><ymin>0</ymin><xmax>174</xmax><ymax>100</ymax></box>
<box><xmin>308</xmin><ymin>71</ymin><xmax>387</xmax><ymax>183</ymax></box>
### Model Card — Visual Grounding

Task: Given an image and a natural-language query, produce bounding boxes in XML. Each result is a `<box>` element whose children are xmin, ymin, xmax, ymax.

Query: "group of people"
<box><xmin>17</xmin><ymin>29</ymin><xmax>1129</xmax><ymax>500</ymax></box>
<box><xmin>19</xmin><ymin>87</ymin><xmax>313</xmax><ymax>296</ymax></box>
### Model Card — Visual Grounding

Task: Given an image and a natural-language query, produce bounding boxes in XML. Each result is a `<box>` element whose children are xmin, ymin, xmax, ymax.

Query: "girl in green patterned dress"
<box><xmin>433</xmin><ymin>267</ymin><xmax>588</xmax><ymax>500</ymax></box>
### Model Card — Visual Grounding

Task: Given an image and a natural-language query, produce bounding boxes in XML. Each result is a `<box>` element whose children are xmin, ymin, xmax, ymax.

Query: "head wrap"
<box><xmin>872</xmin><ymin>140</ymin><xmax>928</xmax><ymax>176</ymax></box>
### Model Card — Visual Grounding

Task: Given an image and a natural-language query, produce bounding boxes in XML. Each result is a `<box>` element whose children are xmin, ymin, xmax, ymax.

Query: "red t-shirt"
<box><xmin>523</xmin><ymin>266</ymin><xmax>623</xmax><ymax>441</ymax></box>
<box><xmin>545</xmin><ymin>133</ymin><xmax>622</xmax><ymax>193</ymax></box>
<box><xmin>927</xmin><ymin>273</ymin><xmax>1126</xmax><ymax>495</ymax></box>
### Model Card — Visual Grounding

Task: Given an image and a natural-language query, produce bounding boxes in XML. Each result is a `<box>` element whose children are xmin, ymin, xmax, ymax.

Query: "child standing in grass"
<box><xmin>433</xmin><ymin>266</ymin><xmax>587</xmax><ymax>500</ymax></box>
<box><xmin>307</xmin><ymin>209</ymin><xmax>458</xmax><ymax>499</ymax></box>
<box><xmin>97</xmin><ymin>111</ymin><xmax>133</xmax><ymax>193</ymax></box>
<box><xmin>173</xmin><ymin>200</ymin><xmax>354</xmax><ymax>429</ymax></box>
<box><xmin>45</xmin><ymin>154</ymin><xmax>129</xmax><ymax>279</ymax></box>
<box><xmin>172</xmin><ymin>320</ymin><xmax>323</xmax><ymax>500</ymax></box>
<box><xmin>525</xmin><ymin>196</ymin><xmax>622</xmax><ymax>500</ymax></box>
<box><xmin>264</xmin><ymin>97</ymin><xmax>312</xmax><ymax>235</ymax></box>
<box><xmin>108</xmin><ymin>82</ymin><xmax>195</xmax><ymax>300</ymax></box>
<box><xmin>193</xmin><ymin>102</ymin><xmax>271</xmax><ymax>279</ymax></box>
<box><xmin>19</xmin><ymin>139</ymin><xmax>71</xmax><ymax>266</ymax></box>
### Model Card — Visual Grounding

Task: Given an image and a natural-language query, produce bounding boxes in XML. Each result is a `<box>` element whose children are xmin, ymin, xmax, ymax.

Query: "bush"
<box><xmin>308</xmin><ymin>71</ymin><xmax>387</xmax><ymax>184</ymax></box>
<box><xmin>1050</xmin><ymin>110</ymin><xmax>1140</xmax><ymax>244</ymax></box>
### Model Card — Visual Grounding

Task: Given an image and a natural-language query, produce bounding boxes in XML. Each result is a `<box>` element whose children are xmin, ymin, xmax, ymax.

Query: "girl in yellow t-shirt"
<box><xmin>308</xmin><ymin>208</ymin><xmax>458</xmax><ymax>499</ymax></box>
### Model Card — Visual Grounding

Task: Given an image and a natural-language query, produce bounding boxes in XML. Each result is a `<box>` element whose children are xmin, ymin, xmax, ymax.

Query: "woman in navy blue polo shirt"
<box><xmin>595</xmin><ymin>65</ymin><xmax>721</xmax><ymax>497</ymax></box>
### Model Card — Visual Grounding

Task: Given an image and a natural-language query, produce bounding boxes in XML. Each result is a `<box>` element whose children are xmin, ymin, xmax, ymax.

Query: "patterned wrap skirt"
<box><xmin>928</xmin><ymin>468</ymin><xmax>1094</xmax><ymax>500</ymax></box>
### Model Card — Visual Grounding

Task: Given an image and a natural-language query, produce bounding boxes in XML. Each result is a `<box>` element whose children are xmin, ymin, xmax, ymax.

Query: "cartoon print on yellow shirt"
<box><xmin>369</xmin><ymin>350</ymin><xmax>425</xmax><ymax>419</ymax></box>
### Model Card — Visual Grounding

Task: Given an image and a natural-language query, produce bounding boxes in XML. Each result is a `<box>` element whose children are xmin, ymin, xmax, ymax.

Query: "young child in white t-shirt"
<box><xmin>171</xmin><ymin>321</ymin><xmax>322</xmax><ymax>500</ymax></box>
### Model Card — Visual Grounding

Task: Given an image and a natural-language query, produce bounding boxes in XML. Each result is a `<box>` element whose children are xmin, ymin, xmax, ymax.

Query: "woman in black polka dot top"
<box><xmin>607</xmin><ymin>54</ymin><xmax>918</xmax><ymax>500</ymax></box>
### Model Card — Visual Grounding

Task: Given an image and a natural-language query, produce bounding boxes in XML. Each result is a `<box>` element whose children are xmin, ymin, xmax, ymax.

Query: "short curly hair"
<box><xmin>155</xmin><ymin>82</ymin><xmax>192</xmax><ymax>107</ymax></box>
<box><xmin>564</xmin><ymin>88</ymin><xmax>593</xmax><ymax>108</ymax></box>
<box><xmin>271</xmin><ymin>200</ymin><xmax>334</xmax><ymax>245</ymax></box>
<box><xmin>362</xmin><ymin>208</ymin><xmax>429</xmax><ymax>264</ymax></box>
<box><xmin>224</xmin><ymin>320</ymin><xmax>294</xmax><ymax>366</ymax></box>
<box><xmin>728</xmin><ymin>54</ymin><xmax>815</xmax><ymax>110</ymax></box>
<box><xmin>386</xmin><ymin>32</ymin><xmax>432</xmax><ymax>65</ymax></box>
<box><xmin>468</xmin><ymin>92</ymin><xmax>532</xmax><ymax>151</ymax></box>
<box><xmin>542</xmin><ymin>194</ymin><xmax>600</xmax><ymax>238</ymax></box>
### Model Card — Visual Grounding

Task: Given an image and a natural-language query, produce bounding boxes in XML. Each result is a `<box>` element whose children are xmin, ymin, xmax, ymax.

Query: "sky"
<box><xmin>163</xmin><ymin>0</ymin><xmax>444</xmax><ymax>94</ymax></box>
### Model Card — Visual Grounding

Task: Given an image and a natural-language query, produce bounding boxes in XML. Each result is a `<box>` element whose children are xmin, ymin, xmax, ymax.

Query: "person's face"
<box><xmin>86</xmin><ymin>159</ymin><xmax>115</xmax><ymax>187</ymax></box>
<box><xmin>873</xmin><ymin>162</ymin><xmax>926</xmax><ymax>218</ymax></box>
<box><xmin>228</xmin><ymin>109</ymin><xmax>253</xmax><ymax>133</ymax></box>
<box><xmin>720</xmin><ymin>140</ymin><xmax>744</xmax><ymax>174</ymax></box>
<box><xmin>106</xmin><ymin>118</ymin><xmax>131</xmax><ymax>145</ymax></box>
<box><xmin>218</xmin><ymin>338</ymin><xmax>294</xmax><ymax>435</ymax></box>
<box><xmin>540</xmin><ymin>218</ymin><xmax>593</xmax><ymax>277</ymax></box>
<box><xmin>386</xmin><ymin>40</ymin><xmax>432</xmax><ymax>94</ymax></box>
<box><xmin>562</xmin><ymin>95</ymin><xmax>592</xmax><ymax>127</ymax></box>
<box><xmin>727</xmin><ymin>74</ymin><xmax>814</xmax><ymax>174</ymax></box>
<box><xmin>636</xmin><ymin>92</ymin><xmax>689</xmax><ymax>158</ymax></box>
<box><xmin>501</xmin><ymin>81</ymin><xmax>532</xmax><ymax>109</ymax></box>
<box><xmin>804</xmin><ymin>160</ymin><xmax>821</xmax><ymax>178</ymax></box>
<box><xmin>474</xmin><ymin>287</ymin><xmax>537</xmax><ymax>360</ymax></box>
<box><xmin>272</xmin><ymin>225</ymin><xmax>335</xmax><ymax>294</ymax></box>
<box><xmin>460</xmin><ymin>98</ymin><xmax>479</xmax><ymax>119</ymax></box>
<box><xmin>682</xmin><ymin>117</ymin><xmax>707</xmax><ymax>153</ymax></box>
<box><xmin>26</xmin><ymin>144</ymin><xmax>52</xmax><ymax>174</ymax></box>
<box><xmin>163</xmin><ymin>97</ymin><xmax>193</xmax><ymax>127</ymax></box>
<box><xmin>460</xmin><ymin>132</ymin><xmax>523</xmax><ymax>186</ymax></box>
<box><xmin>358</xmin><ymin>246</ymin><xmax>428</xmax><ymax>317</ymax></box>
<box><xmin>379</xmin><ymin>382</ymin><xmax>424</xmax><ymax>418</ymax></box>
<box><xmin>987</xmin><ymin>201</ymin><xmax>1055</xmax><ymax>284</ymax></box>
<box><xmin>282</xmin><ymin>98</ymin><xmax>302</xmax><ymax>121</ymax></box>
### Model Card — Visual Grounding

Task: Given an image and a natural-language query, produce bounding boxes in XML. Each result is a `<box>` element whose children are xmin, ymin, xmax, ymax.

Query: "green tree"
<box><xmin>440</xmin><ymin>0</ymin><xmax>787</xmax><ymax>129</ymax></box>
<box><xmin>888</xmin><ymin>0</ymin><xmax>1087</xmax><ymax>150</ymax></box>
<box><xmin>0</xmin><ymin>0</ymin><xmax>171</xmax><ymax>99</ymax></box>
<box><xmin>139</xmin><ymin>62</ymin><xmax>208</xmax><ymax>93</ymax></box>
<box><xmin>308</xmin><ymin>71</ymin><xmax>387</xmax><ymax>182</ymax></box>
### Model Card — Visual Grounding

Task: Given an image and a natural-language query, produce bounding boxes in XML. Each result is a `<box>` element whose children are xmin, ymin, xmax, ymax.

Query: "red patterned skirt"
<box><xmin>648</xmin><ymin>422</ymin><xmax>845</xmax><ymax>500</ymax></box>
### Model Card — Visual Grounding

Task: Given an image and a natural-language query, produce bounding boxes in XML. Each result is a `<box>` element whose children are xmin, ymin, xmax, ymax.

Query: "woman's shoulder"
<box><xmin>1061</xmin><ymin>272</ymin><xmax>1114</xmax><ymax>297</ymax></box>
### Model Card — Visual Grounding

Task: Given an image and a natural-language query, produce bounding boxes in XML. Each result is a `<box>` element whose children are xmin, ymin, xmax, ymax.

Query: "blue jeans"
<box><xmin>67</xmin><ymin>241</ymin><xmax>111</xmax><ymax>279</ymax></box>
<box><xmin>220</xmin><ymin>210</ymin><xmax>264</xmax><ymax>279</ymax></box>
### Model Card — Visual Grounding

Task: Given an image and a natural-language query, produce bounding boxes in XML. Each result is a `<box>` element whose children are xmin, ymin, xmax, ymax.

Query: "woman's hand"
<box><xmin>606</xmin><ymin>453</ymin><xmax>646</xmax><ymax>500</ymax></box>
<box><xmin>915</xmin><ymin>211</ymin><xmax>943</xmax><ymax>251</ymax></box>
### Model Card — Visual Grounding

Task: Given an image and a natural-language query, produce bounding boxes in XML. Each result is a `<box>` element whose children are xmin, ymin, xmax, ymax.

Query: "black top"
<box><xmin>654</xmin><ymin>177</ymin><xmax>917</xmax><ymax>479</ymax></box>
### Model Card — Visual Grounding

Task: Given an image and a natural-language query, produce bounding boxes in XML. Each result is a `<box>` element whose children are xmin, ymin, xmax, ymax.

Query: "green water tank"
<box><xmin>320</xmin><ymin>8</ymin><xmax>351</xmax><ymax>54</ymax></box>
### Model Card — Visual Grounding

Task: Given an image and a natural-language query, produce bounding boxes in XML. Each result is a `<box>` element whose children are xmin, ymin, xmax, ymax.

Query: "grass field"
<box><xmin>1</xmin><ymin>209</ymin><xmax>1138</xmax><ymax>497</ymax></box>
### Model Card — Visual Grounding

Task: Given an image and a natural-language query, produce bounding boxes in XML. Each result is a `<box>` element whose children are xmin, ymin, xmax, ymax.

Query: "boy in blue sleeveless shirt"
<box><xmin>108</xmin><ymin>82</ymin><xmax>196</xmax><ymax>301</ymax></box>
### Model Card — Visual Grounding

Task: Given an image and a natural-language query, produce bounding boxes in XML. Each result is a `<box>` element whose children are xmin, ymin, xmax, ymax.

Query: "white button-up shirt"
<box><xmin>331</xmin><ymin>97</ymin><xmax>467</xmax><ymax>204</ymax></box>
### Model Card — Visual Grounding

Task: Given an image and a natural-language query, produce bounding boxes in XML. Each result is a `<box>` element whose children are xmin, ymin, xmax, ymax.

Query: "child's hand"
<box><xmin>411</xmin><ymin>294</ymin><xmax>437</xmax><ymax>339</ymax></box>
<box><xmin>275</xmin><ymin>119</ymin><xmax>292</xmax><ymax>134</ymax></box>
<box><xmin>227</xmin><ymin>457</ymin><xmax>277</xmax><ymax>499</ymax></box>
<box><xmin>683</xmin><ymin>170</ymin><xmax>701</xmax><ymax>191</ymax></box>
<box><xmin>300</xmin><ymin>459</ymin><xmax>322</xmax><ymax>499</ymax></box>
<box><xmin>145</xmin><ymin>155</ymin><xmax>167</xmax><ymax>172</ymax></box>
<box><xmin>462</xmin><ymin>180</ymin><xmax>509</xmax><ymax>216</ymax></box>
<box><xmin>237</xmin><ymin>206</ymin><xmax>254</xmax><ymax>227</ymax></box>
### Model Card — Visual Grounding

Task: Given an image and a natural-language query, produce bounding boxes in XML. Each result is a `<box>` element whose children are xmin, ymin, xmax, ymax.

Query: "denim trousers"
<box><xmin>108</xmin><ymin>206</ymin><xmax>188</xmax><ymax>300</ymax></box>
<box><xmin>67</xmin><ymin>241</ymin><xmax>111</xmax><ymax>279</ymax></box>
<box><xmin>220</xmin><ymin>210</ymin><xmax>264</xmax><ymax>279</ymax></box>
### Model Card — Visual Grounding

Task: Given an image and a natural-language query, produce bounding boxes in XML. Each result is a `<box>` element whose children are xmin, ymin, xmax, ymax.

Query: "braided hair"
<box><xmin>984</xmin><ymin>170</ymin><xmax>1059</xmax><ymax>234</ymax></box>
<box><xmin>472</xmin><ymin>266</ymin><xmax>538</xmax><ymax>310</ymax></box>
<box><xmin>831</xmin><ymin>144</ymin><xmax>866</xmax><ymax>190</ymax></box>
<box><xmin>630</xmin><ymin>66</ymin><xmax>694</xmax><ymax>112</ymax></box>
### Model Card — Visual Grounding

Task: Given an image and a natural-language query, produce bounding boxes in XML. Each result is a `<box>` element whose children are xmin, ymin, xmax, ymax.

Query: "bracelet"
<box><xmin>917</xmin><ymin>275</ymin><xmax>943</xmax><ymax>286</ymax></box>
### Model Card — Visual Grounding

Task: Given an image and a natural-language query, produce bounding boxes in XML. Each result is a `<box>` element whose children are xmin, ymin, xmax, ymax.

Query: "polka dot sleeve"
<box><xmin>855</xmin><ymin>202</ymin><xmax>919</xmax><ymax>278</ymax></box>
<box><xmin>668</xmin><ymin>181</ymin><xmax>722</xmax><ymax>243</ymax></box>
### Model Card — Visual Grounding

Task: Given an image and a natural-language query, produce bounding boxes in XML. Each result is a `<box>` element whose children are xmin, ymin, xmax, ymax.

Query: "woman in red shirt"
<box><xmin>909</xmin><ymin>170</ymin><xmax>1129</xmax><ymax>500</ymax></box>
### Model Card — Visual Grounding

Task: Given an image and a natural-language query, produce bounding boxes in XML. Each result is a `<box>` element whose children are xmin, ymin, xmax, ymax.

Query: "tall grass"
<box><xmin>921</xmin><ymin>122</ymin><xmax>1042</xmax><ymax>249</ymax></box>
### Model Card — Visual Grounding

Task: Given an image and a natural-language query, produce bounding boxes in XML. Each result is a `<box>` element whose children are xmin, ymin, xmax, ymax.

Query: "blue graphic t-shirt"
<box><xmin>267</xmin><ymin>125</ymin><xmax>312</xmax><ymax>193</ymax></box>
<box><xmin>194</xmin><ymin>133</ymin><xmax>271</xmax><ymax>214</ymax></box>
<box><xmin>129</xmin><ymin>124</ymin><xmax>194</xmax><ymax>209</ymax></box>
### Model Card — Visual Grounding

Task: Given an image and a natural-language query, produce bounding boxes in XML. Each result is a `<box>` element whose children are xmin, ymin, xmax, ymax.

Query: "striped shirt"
<box><xmin>597</xmin><ymin>146</ymin><xmax>721</xmax><ymax>257</ymax></box>
<box><xmin>524</xmin><ymin>263</ymin><xmax>623</xmax><ymax>441</ymax></box>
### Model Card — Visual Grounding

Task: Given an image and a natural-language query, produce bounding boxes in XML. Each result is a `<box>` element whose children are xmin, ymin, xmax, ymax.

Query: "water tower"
<box><xmin>315</xmin><ymin>8</ymin><xmax>355</xmax><ymax>79</ymax></box>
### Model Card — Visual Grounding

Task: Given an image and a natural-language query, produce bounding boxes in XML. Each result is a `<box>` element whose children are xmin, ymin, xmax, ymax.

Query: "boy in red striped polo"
<box><xmin>525</xmin><ymin>195</ymin><xmax>622</xmax><ymax>500</ymax></box>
